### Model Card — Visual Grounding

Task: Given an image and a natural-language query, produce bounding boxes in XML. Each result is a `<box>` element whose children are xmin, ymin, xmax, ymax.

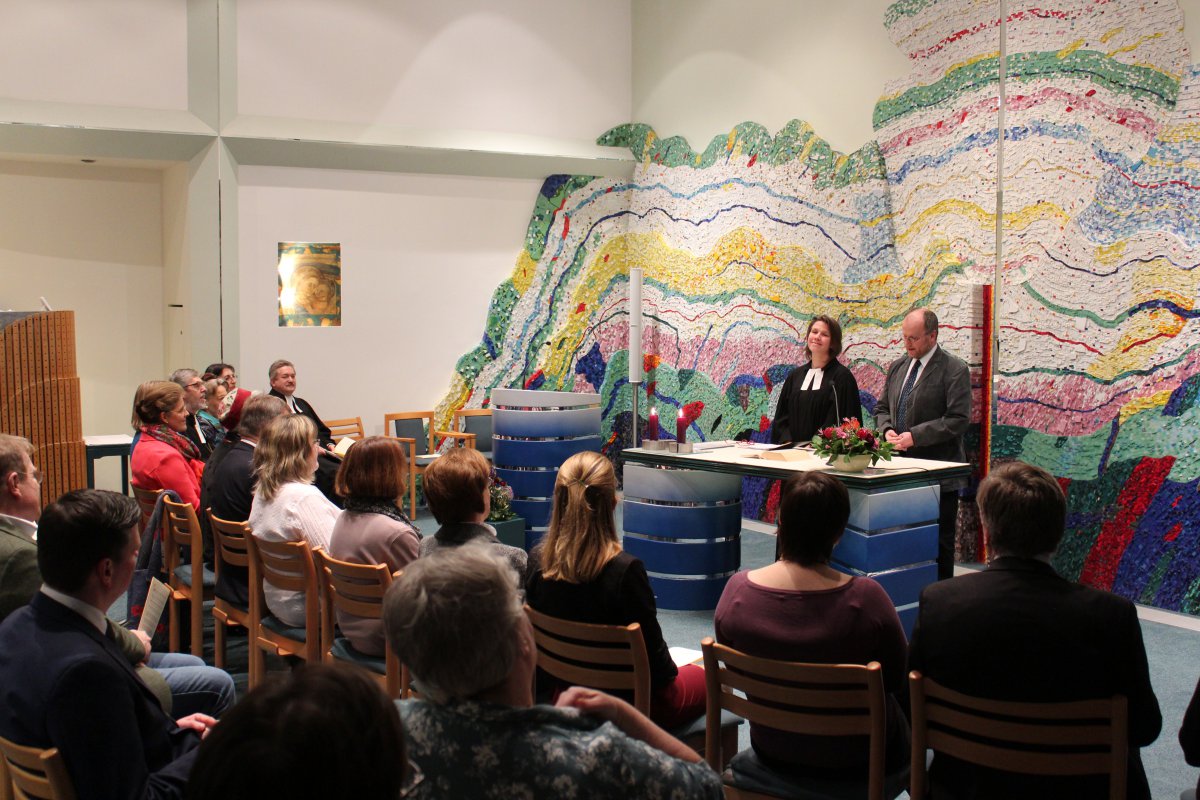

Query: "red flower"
<box><xmin>856</xmin><ymin>428</ymin><xmax>872</xmax><ymax>441</ymax></box>
<box><xmin>821</xmin><ymin>427</ymin><xmax>837</xmax><ymax>439</ymax></box>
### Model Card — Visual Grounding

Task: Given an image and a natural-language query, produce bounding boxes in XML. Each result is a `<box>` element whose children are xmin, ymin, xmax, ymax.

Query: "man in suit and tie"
<box><xmin>908</xmin><ymin>461</ymin><xmax>1161</xmax><ymax>799</ymax></box>
<box><xmin>0</xmin><ymin>489</ymin><xmax>214</xmax><ymax>799</ymax></box>
<box><xmin>267</xmin><ymin>359</ymin><xmax>334</xmax><ymax>450</ymax></box>
<box><xmin>875</xmin><ymin>308</ymin><xmax>971</xmax><ymax>579</ymax></box>
<box><xmin>168</xmin><ymin>368</ymin><xmax>214</xmax><ymax>461</ymax></box>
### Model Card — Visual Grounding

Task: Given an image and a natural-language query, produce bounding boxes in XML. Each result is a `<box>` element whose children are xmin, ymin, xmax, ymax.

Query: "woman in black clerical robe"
<box><xmin>770</xmin><ymin>315</ymin><xmax>862</xmax><ymax>445</ymax></box>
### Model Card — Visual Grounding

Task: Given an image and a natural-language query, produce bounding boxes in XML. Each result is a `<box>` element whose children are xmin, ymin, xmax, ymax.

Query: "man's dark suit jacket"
<box><xmin>182</xmin><ymin>414</ymin><xmax>213</xmax><ymax>462</ymax></box>
<box><xmin>268</xmin><ymin>388</ymin><xmax>333</xmax><ymax>448</ymax></box>
<box><xmin>875</xmin><ymin>345</ymin><xmax>970</xmax><ymax>487</ymax></box>
<box><xmin>0</xmin><ymin>593</ymin><xmax>199</xmax><ymax>800</ymax></box>
<box><xmin>908</xmin><ymin>557</ymin><xmax>1161</xmax><ymax>800</ymax></box>
<box><xmin>200</xmin><ymin>435</ymin><xmax>254</xmax><ymax>606</ymax></box>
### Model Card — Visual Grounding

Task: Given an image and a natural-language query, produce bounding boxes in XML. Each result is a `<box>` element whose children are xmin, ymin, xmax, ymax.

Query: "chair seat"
<box><xmin>260</xmin><ymin>614</ymin><xmax>307</xmax><ymax>642</ymax></box>
<box><xmin>727</xmin><ymin>749</ymin><xmax>910</xmax><ymax>800</ymax></box>
<box><xmin>670</xmin><ymin>709</ymin><xmax>742</xmax><ymax>742</ymax></box>
<box><xmin>414</xmin><ymin>454</ymin><xmax>439</xmax><ymax>467</ymax></box>
<box><xmin>173</xmin><ymin>563</ymin><xmax>216</xmax><ymax>589</ymax></box>
<box><xmin>331</xmin><ymin>637</ymin><xmax>387</xmax><ymax>676</ymax></box>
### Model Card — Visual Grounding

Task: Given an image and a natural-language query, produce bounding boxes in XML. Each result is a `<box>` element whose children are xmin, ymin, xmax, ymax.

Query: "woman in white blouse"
<box><xmin>249</xmin><ymin>414</ymin><xmax>340</xmax><ymax>626</ymax></box>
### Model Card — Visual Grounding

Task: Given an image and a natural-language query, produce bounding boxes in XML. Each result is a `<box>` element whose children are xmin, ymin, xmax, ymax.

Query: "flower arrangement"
<box><xmin>487</xmin><ymin>469</ymin><xmax>517</xmax><ymax>522</ymax></box>
<box><xmin>811</xmin><ymin>418</ymin><xmax>896</xmax><ymax>466</ymax></box>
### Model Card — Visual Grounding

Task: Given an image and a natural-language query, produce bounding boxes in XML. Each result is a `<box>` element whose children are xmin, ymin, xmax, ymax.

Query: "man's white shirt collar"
<box><xmin>0</xmin><ymin>512</ymin><xmax>37</xmax><ymax>542</ymax></box>
<box><xmin>40</xmin><ymin>586</ymin><xmax>107</xmax><ymax>634</ymax></box>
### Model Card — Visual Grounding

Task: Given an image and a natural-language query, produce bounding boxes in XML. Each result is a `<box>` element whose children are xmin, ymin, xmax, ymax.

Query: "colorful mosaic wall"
<box><xmin>438</xmin><ymin>0</ymin><xmax>1200</xmax><ymax>613</ymax></box>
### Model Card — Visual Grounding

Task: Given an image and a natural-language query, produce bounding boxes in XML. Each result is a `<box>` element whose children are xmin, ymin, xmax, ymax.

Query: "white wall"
<box><xmin>237</xmin><ymin>166</ymin><xmax>542</xmax><ymax>433</ymax></box>
<box><xmin>0</xmin><ymin>0</ymin><xmax>188</xmax><ymax>111</ymax></box>
<box><xmin>236</xmin><ymin>0</ymin><xmax>632</xmax><ymax>142</ymax></box>
<box><xmin>632</xmin><ymin>0</ymin><xmax>911</xmax><ymax>154</ymax></box>
<box><xmin>0</xmin><ymin>160</ymin><xmax>165</xmax><ymax>489</ymax></box>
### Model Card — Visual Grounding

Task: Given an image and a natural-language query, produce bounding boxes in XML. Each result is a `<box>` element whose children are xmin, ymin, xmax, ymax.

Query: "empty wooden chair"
<box><xmin>701</xmin><ymin>637</ymin><xmax>908</xmax><ymax>800</ymax></box>
<box><xmin>325</xmin><ymin>417</ymin><xmax>365</xmax><ymax>442</ymax></box>
<box><xmin>383</xmin><ymin>411</ymin><xmax>475</xmax><ymax>516</ymax></box>
<box><xmin>313</xmin><ymin>550</ymin><xmax>407</xmax><ymax>698</ymax></box>
<box><xmin>161</xmin><ymin>497</ymin><xmax>215</xmax><ymax>658</ymax></box>
<box><xmin>244</xmin><ymin>535</ymin><xmax>322</xmax><ymax>682</ymax></box>
<box><xmin>207</xmin><ymin>511</ymin><xmax>259</xmax><ymax>685</ymax></box>
<box><xmin>909</xmin><ymin>671</ymin><xmax>1128</xmax><ymax>800</ymax></box>
<box><xmin>0</xmin><ymin>734</ymin><xmax>75</xmax><ymax>800</ymax></box>
<box><xmin>454</xmin><ymin>408</ymin><xmax>494</xmax><ymax>461</ymax></box>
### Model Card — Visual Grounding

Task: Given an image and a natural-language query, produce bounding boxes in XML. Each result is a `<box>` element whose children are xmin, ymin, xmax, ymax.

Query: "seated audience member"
<box><xmin>329</xmin><ymin>436</ymin><xmax>421</xmax><ymax>656</ymax></box>
<box><xmin>184</xmin><ymin>663</ymin><xmax>407</xmax><ymax>800</ymax></box>
<box><xmin>525</xmin><ymin>451</ymin><xmax>705</xmax><ymax>730</ymax></box>
<box><xmin>249</xmin><ymin>415</ymin><xmax>340</xmax><ymax>627</ymax></box>
<box><xmin>384</xmin><ymin>545</ymin><xmax>722</xmax><ymax>799</ymax></box>
<box><xmin>908</xmin><ymin>461</ymin><xmax>1162</xmax><ymax>800</ymax></box>
<box><xmin>205</xmin><ymin>362</ymin><xmax>251</xmax><ymax>432</ymax></box>
<box><xmin>419</xmin><ymin>447</ymin><xmax>525</xmax><ymax>581</ymax></box>
<box><xmin>131</xmin><ymin>380</ymin><xmax>204</xmax><ymax>510</ymax></box>
<box><xmin>0</xmin><ymin>490</ymin><xmax>215</xmax><ymax>800</ymax></box>
<box><xmin>169</xmin><ymin>369</ymin><xmax>214</xmax><ymax>461</ymax></box>
<box><xmin>1182</xmin><ymin>674</ymin><xmax>1200</xmax><ymax>795</ymax></box>
<box><xmin>266</xmin><ymin>359</ymin><xmax>333</xmax><ymax>449</ymax></box>
<box><xmin>196</xmin><ymin>376</ymin><xmax>227</xmax><ymax>448</ymax></box>
<box><xmin>201</xmin><ymin>394</ymin><xmax>287</xmax><ymax>607</ymax></box>
<box><xmin>714</xmin><ymin>471</ymin><xmax>909</xmax><ymax>777</ymax></box>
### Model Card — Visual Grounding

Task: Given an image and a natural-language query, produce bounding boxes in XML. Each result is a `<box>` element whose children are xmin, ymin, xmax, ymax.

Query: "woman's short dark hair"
<box><xmin>38</xmin><ymin>489</ymin><xmax>141</xmax><ymax>593</ymax></box>
<box><xmin>804</xmin><ymin>315</ymin><xmax>844</xmax><ymax>359</ymax></box>
<box><xmin>422</xmin><ymin>447</ymin><xmax>489</xmax><ymax>524</ymax></box>
<box><xmin>776</xmin><ymin>471</ymin><xmax>850</xmax><ymax>566</ymax></box>
<box><xmin>185</xmin><ymin>663</ymin><xmax>407</xmax><ymax>800</ymax></box>
<box><xmin>335</xmin><ymin>436</ymin><xmax>408</xmax><ymax>501</ymax></box>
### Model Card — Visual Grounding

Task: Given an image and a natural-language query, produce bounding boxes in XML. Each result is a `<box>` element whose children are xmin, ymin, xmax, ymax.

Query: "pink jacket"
<box><xmin>131</xmin><ymin>437</ymin><xmax>202</xmax><ymax>510</ymax></box>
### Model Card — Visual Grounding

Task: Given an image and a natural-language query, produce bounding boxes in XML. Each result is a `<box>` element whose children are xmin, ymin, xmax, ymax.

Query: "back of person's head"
<box><xmin>38</xmin><ymin>489</ymin><xmax>140</xmax><ymax>593</ymax></box>
<box><xmin>268</xmin><ymin>359</ymin><xmax>294</xmax><ymax>381</ymax></box>
<box><xmin>422</xmin><ymin>447</ymin><xmax>488</xmax><ymax>524</ymax></box>
<box><xmin>0</xmin><ymin>434</ymin><xmax>33</xmax><ymax>483</ymax></box>
<box><xmin>776</xmin><ymin>472</ymin><xmax>850</xmax><ymax>566</ymax></box>
<box><xmin>978</xmin><ymin>461</ymin><xmax>1066</xmax><ymax>558</ymax></box>
<box><xmin>237</xmin><ymin>394</ymin><xmax>286</xmax><ymax>439</ymax></box>
<box><xmin>168</xmin><ymin>368</ymin><xmax>199</xmax><ymax>388</ymax></box>
<box><xmin>132</xmin><ymin>380</ymin><xmax>183</xmax><ymax>429</ymax></box>
<box><xmin>384</xmin><ymin>545</ymin><xmax>524</xmax><ymax>704</ymax></box>
<box><xmin>335</xmin><ymin>436</ymin><xmax>407</xmax><ymax>502</ymax></box>
<box><xmin>253</xmin><ymin>415</ymin><xmax>316</xmax><ymax>502</ymax></box>
<box><xmin>538</xmin><ymin>451</ymin><xmax>618</xmax><ymax>583</ymax></box>
<box><xmin>184</xmin><ymin>663</ymin><xmax>407</xmax><ymax>800</ymax></box>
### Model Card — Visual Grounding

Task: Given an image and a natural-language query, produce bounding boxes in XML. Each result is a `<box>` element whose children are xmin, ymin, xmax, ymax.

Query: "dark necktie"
<box><xmin>895</xmin><ymin>360</ymin><xmax>921</xmax><ymax>433</ymax></box>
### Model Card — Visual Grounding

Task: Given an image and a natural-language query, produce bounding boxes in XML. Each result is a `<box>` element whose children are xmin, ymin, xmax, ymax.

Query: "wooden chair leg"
<box><xmin>190</xmin><ymin>596</ymin><xmax>203</xmax><ymax>658</ymax></box>
<box><xmin>719</xmin><ymin>724</ymin><xmax>739</xmax><ymax>771</ymax></box>
<box><xmin>249</xmin><ymin>643</ymin><xmax>265</xmax><ymax>690</ymax></box>
<box><xmin>213</xmin><ymin>616</ymin><xmax>226</xmax><ymax>669</ymax></box>
<box><xmin>168</xmin><ymin>596</ymin><xmax>180</xmax><ymax>653</ymax></box>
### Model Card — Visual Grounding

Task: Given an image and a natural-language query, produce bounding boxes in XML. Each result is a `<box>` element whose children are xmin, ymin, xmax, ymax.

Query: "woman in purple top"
<box><xmin>714</xmin><ymin>471</ymin><xmax>909</xmax><ymax>778</ymax></box>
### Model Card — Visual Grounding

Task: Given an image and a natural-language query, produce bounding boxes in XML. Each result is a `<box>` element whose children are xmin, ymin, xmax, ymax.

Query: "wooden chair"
<box><xmin>207</xmin><ymin>511</ymin><xmax>259</xmax><ymax>686</ymax></box>
<box><xmin>131</xmin><ymin>485</ymin><xmax>161</xmax><ymax>535</ymax></box>
<box><xmin>0</xmin><ymin>735</ymin><xmax>75</xmax><ymax>800</ymax></box>
<box><xmin>383</xmin><ymin>411</ymin><xmax>475</xmax><ymax>517</ymax></box>
<box><xmin>525</xmin><ymin>607</ymin><xmax>739</xmax><ymax>763</ymax></box>
<box><xmin>244</xmin><ymin>535</ymin><xmax>322</xmax><ymax>682</ymax></box>
<box><xmin>324</xmin><ymin>417</ymin><xmax>365</xmax><ymax>442</ymax></box>
<box><xmin>161</xmin><ymin>497</ymin><xmax>215</xmax><ymax>658</ymax></box>
<box><xmin>313</xmin><ymin>550</ymin><xmax>408</xmax><ymax>699</ymax></box>
<box><xmin>909</xmin><ymin>671</ymin><xmax>1128</xmax><ymax>800</ymax></box>
<box><xmin>701</xmin><ymin>637</ymin><xmax>906</xmax><ymax>800</ymax></box>
<box><xmin>453</xmin><ymin>408</ymin><xmax>493</xmax><ymax>461</ymax></box>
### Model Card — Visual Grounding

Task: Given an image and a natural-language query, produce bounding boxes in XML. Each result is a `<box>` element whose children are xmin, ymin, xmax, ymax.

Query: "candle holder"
<box><xmin>676</xmin><ymin>442</ymin><xmax>694</xmax><ymax>455</ymax></box>
<box><xmin>643</xmin><ymin>439</ymin><xmax>667</xmax><ymax>451</ymax></box>
<box><xmin>665</xmin><ymin>442</ymin><xmax>678</xmax><ymax>453</ymax></box>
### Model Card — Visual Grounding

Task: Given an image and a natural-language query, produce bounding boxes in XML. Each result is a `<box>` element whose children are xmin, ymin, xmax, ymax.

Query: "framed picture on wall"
<box><xmin>277</xmin><ymin>242</ymin><xmax>342</xmax><ymax>327</ymax></box>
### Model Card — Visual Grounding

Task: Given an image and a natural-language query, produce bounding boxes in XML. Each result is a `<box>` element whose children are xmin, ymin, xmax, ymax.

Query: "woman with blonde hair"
<box><xmin>525</xmin><ymin>451</ymin><xmax>706</xmax><ymax>729</ymax></box>
<box><xmin>329</xmin><ymin>436</ymin><xmax>421</xmax><ymax>656</ymax></box>
<box><xmin>130</xmin><ymin>380</ymin><xmax>203</xmax><ymax>509</ymax></box>
<box><xmin>249</xmin><ymin>414</ymin><xmax>340</xmax><ymax>627</ymax></box>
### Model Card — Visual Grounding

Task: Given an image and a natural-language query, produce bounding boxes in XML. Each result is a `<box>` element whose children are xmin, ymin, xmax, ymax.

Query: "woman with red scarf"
<box><xmin>131</xmin><ymin>380</ymin><xmax>204</xmax><ymax>509</ymax></box>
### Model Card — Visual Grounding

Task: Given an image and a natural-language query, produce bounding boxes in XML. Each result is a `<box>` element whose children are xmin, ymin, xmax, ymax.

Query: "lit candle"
<box><xmin>676</xmin><ymin>408</ymin><xmax>686</xmax><ymax>443</ymax></box>
<box><xmin>647</xmin><ymin>407</ymin><xmax>658</xmax><ymax>441</ymax></box>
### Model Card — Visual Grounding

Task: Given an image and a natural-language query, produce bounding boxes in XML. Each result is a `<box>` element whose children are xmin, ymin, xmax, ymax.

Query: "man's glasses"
<box><xmin>23</xmin><ymin>470</ymin><xmax>42</xmax><ymax>485</ymax></box>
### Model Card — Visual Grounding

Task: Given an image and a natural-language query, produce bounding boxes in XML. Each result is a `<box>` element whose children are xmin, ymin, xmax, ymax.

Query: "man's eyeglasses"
<box><xmin>22</xmin><ymin>470</ymin><xmax>42</xmax><ymax>485</ymax></box>
<box><xmin>186</xmin><ymin>381</ymin><xmax>204</xmax><ymax>389</ymax></box>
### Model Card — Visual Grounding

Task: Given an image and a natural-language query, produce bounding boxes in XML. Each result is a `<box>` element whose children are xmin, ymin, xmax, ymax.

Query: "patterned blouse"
<box><xmin>397</xmin><ymin>699</ymin><xmax>722</xmax><ymax>799</ymax></box>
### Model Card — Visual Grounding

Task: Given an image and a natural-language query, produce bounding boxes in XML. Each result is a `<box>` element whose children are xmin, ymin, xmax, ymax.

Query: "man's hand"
<box><xmin>555</xmin><ymin>686</ymin><xmax>633</xmax><ymax>727</ymax></box>
<box><xmin>176</xmin><ymin>713</ymin><xmax>218</xmax><ymax>739</ymax></box>
<box><xmin>132</xmin><ymin>629</ymin><xmax>152</xmax><ymax>663</ymax></box>
<box><xmin>885</xmin><ymin>430</ymin><xmax>914</xmax><ymax>450</ymax></box>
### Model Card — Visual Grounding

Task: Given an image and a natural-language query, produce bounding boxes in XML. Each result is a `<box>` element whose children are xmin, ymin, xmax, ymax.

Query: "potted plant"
<box><xmin>487</xmin><ymin>469</ymin><xmax>526</xmax><ymax>549</ymax></box>
<box><xmin>811</xmin><ymin>418</ymin><xmax>895</xmax><ymax>473</ymax></box>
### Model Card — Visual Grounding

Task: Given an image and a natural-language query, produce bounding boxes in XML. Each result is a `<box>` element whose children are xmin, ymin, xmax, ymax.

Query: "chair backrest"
<box><xmin>455</xmin><ymin>409</ymin><xmax>493</xmax><ymax>453</ymax></box>
<box><xmin>0</xmin><ymin>735</ymin><xmax>75</xmax><ymax>800</ymax></box>
<box><xmin>701</xmin><ymin>637</ymin><xmax>887</xmax><ymax>799</ymax></box>
<box><xmin>325</xmin><ymin>417</ymin><xmax>365</xmax><ymax>442</ymax></box>
<box><xmin>131</xmin><ymin>485</ymin><xmax>161</xmax><ymax>534</ymax></box>
<box><xmin>524</xmin><ymin>604</ymin><xmax>651</xmax><ymax>714</ymax></box>
<box><xmin>909</xmin><ymin>671</ymin><xmax>1128</xmax><ymax>800</ymax></box>
<box><xmin>384</xmin><ymin>412</ymin><xmax>434</xmax><ymax>457</ymax></box>
<box><xmin>161</xmin><ymin>497</ymin><xmax>203</xmax><ymax>579</ymax></box>
<box><xmin>250</xmin><ymin>536</ymin><xmax>318</xmax><ymax>595</ymax></box>
<box><xmin>207</xmin><ymin>511</ymin><xmax>252</xmax><ymax>572</ymax></box>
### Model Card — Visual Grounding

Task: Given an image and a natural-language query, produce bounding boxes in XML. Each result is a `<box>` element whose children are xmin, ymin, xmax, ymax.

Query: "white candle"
<box><xmin>628</xmin><ymin>267</ymin><xmax>643</xmax><ymax>384</ymax></box>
